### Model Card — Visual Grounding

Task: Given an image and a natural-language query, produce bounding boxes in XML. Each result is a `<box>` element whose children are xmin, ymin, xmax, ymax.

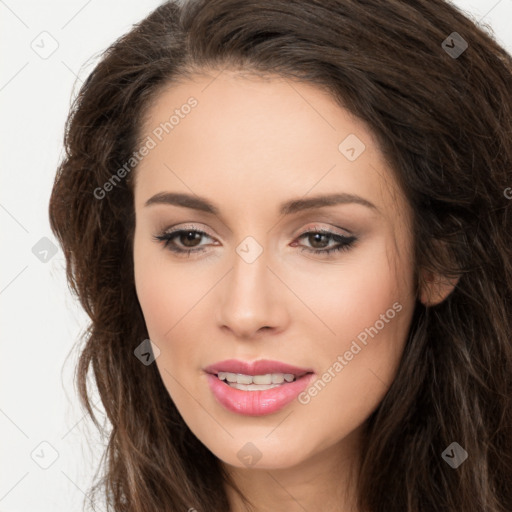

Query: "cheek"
<box><xmin>134</xmin><ymin>267</ymin><xmax>204</xmax><ymax>375</ymax></box>
<box><xmin>292</xmin><ymin>241</ymin><xmax>413</xmax><ymax>420</ymax></box>
<box><xmin>133</xmin><ymin>238</ymin><xmax>221</xmax><ymax>392</ymax></box>
<box><xmin>133</xmin><ymin>256</ymin><xmax>198</xmax><ymax>406</ymax></box>
<box><xmin>289</xmin><ymin>240</ymin><xmax>409</xmax><ymax>347</ymax></box>
<box><xmin>133</xmin><ymin>239</ymin><xmax>185</xmax><ymax>371</ymax></box>
<box><xmin>134</xmin><ymin>260</ymin><xmax>174</xmax><ymax>339</ymax></box>
<box><xmin>133</xmin><ymin>234</ymin><xmax>204</xmax><ymax>339</ymax></box>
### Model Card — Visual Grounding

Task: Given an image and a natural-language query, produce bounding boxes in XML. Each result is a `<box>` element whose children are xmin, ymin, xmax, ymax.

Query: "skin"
<box><xmin>131</xmin><ymin>70</ymin><xmax>441</xmax><ymax>512</ymax></box>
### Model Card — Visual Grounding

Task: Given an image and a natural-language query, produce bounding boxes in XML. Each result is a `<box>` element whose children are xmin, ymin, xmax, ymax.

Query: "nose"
<box><xmin>215</xmin><ymin>246</ymin><xmax>289</xmax><ymax>340</ymax></box>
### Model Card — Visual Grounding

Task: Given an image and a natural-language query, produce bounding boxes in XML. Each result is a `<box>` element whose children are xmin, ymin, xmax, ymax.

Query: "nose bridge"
<box><xmin>215</xmin><ymin>234</ymin><xmax>286</xmax><ymax>336</ymax></box>
<box><xmin>232</xmin><ymin>238</ymin><xmax>268</xmax><ymax>296</ymax></box>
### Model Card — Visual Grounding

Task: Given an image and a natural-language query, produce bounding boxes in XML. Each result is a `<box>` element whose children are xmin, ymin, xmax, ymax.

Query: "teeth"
<box><xmin>236</xmin><ymin>374</ymin><xmax>253</xmax><ymax>384</ymax></box>
<box><xmin>271</xmin><ymin>373</ymin><xmax>284</xmax><ymax>384</ymax></box>
<box><xmin>253</xmin><ymin>374</ymin><xmax>272</xmax><ymax>385</ymax></box>
<box><xmin>217</xmin><ymin>372</ymin><xmax>297</xmax><ymax>386</ymax></box>
<box><xmin>230</xmin><ymin>383</ymin><xmax>281</xmax><ymax>391</ymax></box>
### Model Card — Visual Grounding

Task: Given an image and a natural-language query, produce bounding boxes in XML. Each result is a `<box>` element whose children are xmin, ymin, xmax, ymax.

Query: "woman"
<box><xmin>48</xmin><ymin>0</ymin><xmax>512</xmax><ymax>510</ymax></box>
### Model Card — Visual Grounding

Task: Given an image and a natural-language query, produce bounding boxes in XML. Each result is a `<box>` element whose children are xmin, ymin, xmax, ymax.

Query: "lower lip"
<box><xmin>206</xmin><ymin>372</ymin><xmax>315</xmax><ymax>416</ymax></box>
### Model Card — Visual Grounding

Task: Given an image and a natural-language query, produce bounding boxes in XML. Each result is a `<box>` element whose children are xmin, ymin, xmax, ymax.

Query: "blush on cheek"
<box><xmin>135</xmin><ymin>267</ymin><xmax>213</xmax><ymax>367</ymax></box>
<box><xmin>315</xmin><ymin>273</ymin><xmax>397</xmax><ymax>343</ymax></box>
<box><xmin>134</xmin><ymin>263</ymin><xmax>174</xmax><ymax>337</ymax></box>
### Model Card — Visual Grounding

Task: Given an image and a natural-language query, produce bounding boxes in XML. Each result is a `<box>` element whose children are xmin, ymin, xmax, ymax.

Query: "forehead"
<box><xmin>134</xmin><ymin>71</ymin><xmax>406</xmax><ymax>222</ymax></box>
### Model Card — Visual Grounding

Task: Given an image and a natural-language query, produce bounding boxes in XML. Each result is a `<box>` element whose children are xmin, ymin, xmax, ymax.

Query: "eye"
<box><xmin>153</xmin><ymin>228</ymin><xmax>214</xmax><ymax>257</ymax></box>
<box><xmin>153</xmin><ymin>226</ymin><xmax>357</xmax><ymax>258</ymax></box>
<box><xmin>292</xmin><ymin>229</ymin><xmax>357</xmax><ymax>256</ymax></box>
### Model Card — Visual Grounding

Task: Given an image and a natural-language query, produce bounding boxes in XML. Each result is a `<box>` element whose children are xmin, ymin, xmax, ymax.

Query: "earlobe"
<box><xmin>419</xmin><ymin>271</ymin><xmax>460</xmax><ymax>306</ymax></box>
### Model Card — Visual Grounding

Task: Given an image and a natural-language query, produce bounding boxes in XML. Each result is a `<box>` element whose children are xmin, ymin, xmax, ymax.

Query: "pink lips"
<box><xmin>204</xmin><ymin>359</ymin><xmax>315</xmax><ymax>416</ymax></box>
<box><xmin>204</xmin><ymin>358</ymin><xmax>312</xmax><ymax>377</ymax></box>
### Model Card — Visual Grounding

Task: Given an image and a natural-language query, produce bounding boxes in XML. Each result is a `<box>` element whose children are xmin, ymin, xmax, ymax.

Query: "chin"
<box><xmin>205</xmin><ymin>437</ymin><xmax>310</xmax><ymax>470</ymax></box>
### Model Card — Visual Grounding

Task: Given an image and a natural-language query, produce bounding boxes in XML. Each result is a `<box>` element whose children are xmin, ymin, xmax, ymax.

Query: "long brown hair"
<box><xmin>48</xmin><ymin>1</ymin><xmax>512</xmax><ymax>510</ymax></box>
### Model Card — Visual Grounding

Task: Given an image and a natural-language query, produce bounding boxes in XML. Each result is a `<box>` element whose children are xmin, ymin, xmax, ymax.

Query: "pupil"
<box><xmin>310</xmin><ymin>233</ymin><xmax>329</xmax><ymax>248</ymax></box>
<box><xmin>181</xmin><ymin>231</ymin><xmax>200</xmax><ymax>247</ymax></box>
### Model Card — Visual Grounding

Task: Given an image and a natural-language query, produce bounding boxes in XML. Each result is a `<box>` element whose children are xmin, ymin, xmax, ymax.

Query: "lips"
<box><xmin>203</xmin><ymin>359</ymin><xmax>313</xmax><ymax>377</ymax></box>
<box><xmin>203</xmin><ymin>359</ymin><xmax>315</xmax><ymax>416</ymax></box>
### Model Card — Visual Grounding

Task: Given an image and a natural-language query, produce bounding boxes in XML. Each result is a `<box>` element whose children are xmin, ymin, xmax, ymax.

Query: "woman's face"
<box><xmin>132</xmin><ymin>71</ymin><xmax>417</xmax><ymax>470</ymax></box>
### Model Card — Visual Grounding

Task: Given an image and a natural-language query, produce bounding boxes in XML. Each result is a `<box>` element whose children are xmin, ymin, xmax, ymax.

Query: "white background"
<box><xmin>1</xmin><ymin>1</ymin><xmax>511</xmax><ymax>511</ymax></box>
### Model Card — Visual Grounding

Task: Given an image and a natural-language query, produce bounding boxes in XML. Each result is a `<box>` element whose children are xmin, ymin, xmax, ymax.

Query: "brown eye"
<box><xmin>307</xmin><ymin>232</ymin><xmax>331</xmax><ymax>249</ymax></box>
<box><xmin>294</xmin><ymin>230</ymin><xmax>357</xmax><ymax>256</ymax></box>
<box><xmin>179</xmin><ymin>231</ymin><xmax>203</xmax><ymax>247</ymax></box>
<box><xmin>153</xmin><ymin>229</ymin><xmax>214</xmax><ymax>255</ymax></box>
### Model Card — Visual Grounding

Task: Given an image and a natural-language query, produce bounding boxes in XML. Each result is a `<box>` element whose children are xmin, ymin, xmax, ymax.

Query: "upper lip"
<box><xmin>204</xmin><ymin>359</ymin><xmax>313</xmax><ymax>377</ymax></box>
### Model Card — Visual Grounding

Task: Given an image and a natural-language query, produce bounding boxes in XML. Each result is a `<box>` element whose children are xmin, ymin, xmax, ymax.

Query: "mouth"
<box><xmin>213</xmin><ymin>370</ymin><xmax>310</xmax><ymax>391</ymax></box>
<box><xmin>203</xmin><ymin>359</ymin><xmax>315</xmax><ymax>416</ymax></box>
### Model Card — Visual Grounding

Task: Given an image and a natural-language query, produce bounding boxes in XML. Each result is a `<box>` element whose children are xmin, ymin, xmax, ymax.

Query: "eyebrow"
<box><xmin>144</xmin><ymin>191</ymin><xmax>377</xmax><ymax>215</ymax></box>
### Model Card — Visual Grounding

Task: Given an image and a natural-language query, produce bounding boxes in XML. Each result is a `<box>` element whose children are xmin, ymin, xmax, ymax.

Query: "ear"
<box><xmin>419</xmin><ymin>269</ymin><xmax>460</xmax><ymax>306</ymax></box>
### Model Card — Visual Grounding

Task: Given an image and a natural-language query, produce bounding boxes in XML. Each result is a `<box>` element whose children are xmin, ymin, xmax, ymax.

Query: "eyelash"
<box><xmin>153</xmin><ymin>227</ymin><xmax>357</xmax><ymax>258</ymax></box>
